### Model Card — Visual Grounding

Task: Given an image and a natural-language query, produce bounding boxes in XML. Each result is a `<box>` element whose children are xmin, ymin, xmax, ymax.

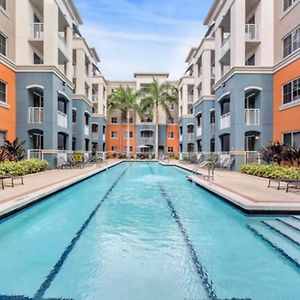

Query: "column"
<box><xmin>202</xmin><ymin>50</ymin><xmax>212</xmax><ymax>96</ymax></box>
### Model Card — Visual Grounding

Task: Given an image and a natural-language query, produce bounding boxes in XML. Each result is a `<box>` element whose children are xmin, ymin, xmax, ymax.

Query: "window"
<box><xmin>111</xmin><ymin>146</ymin><xmax>117</xmax><ymax>152</ymax></box>
<box><xmin>124</xmin><ymin>131</ymin><xmax>133</xmax><ymax>138</ymax></box>
<box><xmin>124</xmin><ymin>146</ymin><xmax>133</xmax><ymax>152</ymax></box>
<box><xmin>111</xmin><ymin>117</ymin><xmax>117</xmax><ymax>124</ymax></box>
<box><xmin>111</xmin><ymin>131</ymin><xmax>117</xmax><ymax>138</ymax></box>
<box><xmin>283</xmin><ymin>77</ymin><xmax>300</xmax><ymax>105</ymax></box>
<box><xmin>167</xmin><ymin>147</ymin><xmax>174</xmax><ymax>153</ymax></box>
<box><xmin>0</xmin><ymin>131</ymin><xmax>6</xmax><ymax>147</ymax></box>
<box><xmin>140</xmin><ymin>131</ymin><xmax>153</xmax><ymax>138</ymax></box>
<box><xmin>170</xmin><ymin>103</ymin><xmax>175</xmax><ymax>110</ymax></box>
<box><xmin>0</xmin><ymin>0</ymin><xmax>6</xmax><ymax>10</ymax></box>
<box><xmin>34</xmin><ymin>53</ymin><xmax>43</xmax><ymax>64</ymax></box>
<box><xmin>245</xmin><ymin>54</ymin><xmax>255</xmax><ymax>66</ymax></box>
<box><xmin>129</xmin><ymin>117</ymin><xmax>133</xmax><ymax>123</ymax></box>
<box><xmin>0</xmin><ymin>32</ymin><xmax>7</xmax><ymax>56</ymax></box>
<box><xmin>168</xmin><ymin>132</ymin><xmax>174</xmax><ymax>139</ymax></box>
<box><xmin>283</xmin><ymin>27</ymin><xmax>300</xmax><ymax>57</ymax></box>
<box><xmin>283</xmin><ymin>0</ymin><xmax>297</xmax><ymax>11</ymax></box>
<box><xmin>0</xmin><ymin>80</ymin><xmax>6</xmax><ymax>103</ymax></box>
<box><xmin>168</xmin><ymin>117</ymin><xmax>174</xmax><ymax>124</ymax></box>
<box><xmin>283</xmin><ymin>131</ymin><xmax>300</xmax><ymax>148</ymax></box>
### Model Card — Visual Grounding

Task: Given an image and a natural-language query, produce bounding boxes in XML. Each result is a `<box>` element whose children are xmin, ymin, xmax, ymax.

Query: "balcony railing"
<box><xmin>140</xmin><ymin>137</ymin><xmax>154</xmax><ymax>145</ymax></box>
<box><xmin>28</xmin><ymin>107</ymin><xmax>44</xmax><ymax>123</ymax></box>
<box><xmin>92</xmin><ymin>132</ymin><xmax>98</xmax><ymax>140</ymax></box>
<box><xmin>92</xmin><ymin>93</ymin><xmax>99</xmax><ymax>102</ymax></box>
<box><xmin>220</xmin><ymin>35</ymin><xmax>230</xmax><ymax>58</ymax></box>
<box><xmin>245</xmin><ymin>24</ymin><xmax>260</xmax><ymax>42</ymax></box>
<box><xmin>31</xmin><ymin>23</ymin><xmax>44</xmax><ymax>39</ymax></box>
<box><xmin>103</xmin><ymin>134</ymin><xmax>106</xmax><ymax>141</ymax></box>
<box><xmin>245</xmin><ymin>109</ymin><xmax>260</xmax><ymax>125</ymax></box>
<box><xmin>179</xmin><ymin>134</ymin><xmax>183</xmax><ymax>142</ymax></box>
<box><xmin>220</xmin><ymin>112</ymin><xmax>231</xmax><ymax>129</ymax></box>
<box><xmin>210</xmin><ymin>123</ymin><xmax>215</xmax><ymax>134</ymax></box>
<box><xmin>72</xmin><ymin>122</ymin><xmax>76</xmax><ymax>133</ymax></box>
<box><xmin>84</xmin><ymin>125</ymin><xmax>89</xmax><ymax>136</ymax></box>
<box><xmin>188</xmin><ymin>95</ymin><xmax>194</xmax><ymax>103</ymax></box>
<box><xmin>187</xmin><ymin>133</ymin><xmax>194</xmax><ymax>141</ymax></box>
<box><xmin>197</xmin><ymin>126</ymin><xmax>202</xmax><ymax>136</ymax></box>
<box><xmin>57</xmin><ymin>111</ymin><xmax>68</xmax><ymax>128</ymax></box>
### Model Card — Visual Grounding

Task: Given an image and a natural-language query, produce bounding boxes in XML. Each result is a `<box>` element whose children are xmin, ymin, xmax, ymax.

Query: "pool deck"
<box><xmin>160</xmin><ymin>160</ymin><xmax>300</xmax><ymax>214</ymax></box>
<box><xmin>0</xmin><ymin>160</ymin><xmax>122</xmax><ymax>220</ymax></box>
<box><xmin>1</xmin><ymin>159</ymin><xmax>300</xmax><ymax>218</ymax></box>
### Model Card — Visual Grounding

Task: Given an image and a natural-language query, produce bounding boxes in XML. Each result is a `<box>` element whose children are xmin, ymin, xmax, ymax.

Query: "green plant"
<box><xmin>137</xmin><ymin>78</ymin><xmax>178</xmax><ymax>159</ymax></box>
<box><xmin>0</xmin><ymin>159</ymin><xmax>48</xmax><ymax>176</ymax></box>
<box><xmin>1</xmin><ymin>138</ymin><xmax>25</xmax><ymax>162</ymax></box>
<box><xmin>240</xmin><ymin>164</ymin><xmax>300</xmax><ymax>180</ymax></box>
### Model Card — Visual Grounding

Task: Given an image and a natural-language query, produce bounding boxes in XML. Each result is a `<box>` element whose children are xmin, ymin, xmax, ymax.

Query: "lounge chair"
<box><xmin>286</xmin><ymin>180</ymin><xmax>300</xmax><ymax>193</ymax></box>
<box><xmin>223</xmin><ymin>158</ymin><xmax>235</xmax><ymax>171</ymax></box>
<box><xmin>267</xmin><ymin>178</ymin><xmax>300</xmax><ymax>192</ymax></box>
<box><xmin>0</xmin><ymin>175</ymin><xmax>24</xmax><ymax>190</ymax></box>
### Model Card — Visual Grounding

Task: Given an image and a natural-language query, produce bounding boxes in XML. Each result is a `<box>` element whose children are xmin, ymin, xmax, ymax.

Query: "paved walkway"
<box><xmin>0</xmin><ymin>160</ymin><xmax>121</xmax><ymax>217</ymax></box>
<box><xmin>160</xmin><ymin>160</ymin><xmax>300</xmax><ymax>213</ymax></box>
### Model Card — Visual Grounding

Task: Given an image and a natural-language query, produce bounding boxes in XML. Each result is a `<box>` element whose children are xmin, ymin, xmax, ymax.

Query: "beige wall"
<box><xmin>274</xmin><ymin>0</ymin><xmax>300</xmax><ymax>64</ymax></box>
<box><xmin>0</xmin><ymin>0</ymin><xmax>15</xmax><ymax>62</ymax></box>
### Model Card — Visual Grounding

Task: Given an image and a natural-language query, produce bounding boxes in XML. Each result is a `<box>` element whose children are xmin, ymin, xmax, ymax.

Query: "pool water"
<box><xmin>0</xmin><ymin>162</ymin><xmax>300</xmax><ymax>300</ymax></box>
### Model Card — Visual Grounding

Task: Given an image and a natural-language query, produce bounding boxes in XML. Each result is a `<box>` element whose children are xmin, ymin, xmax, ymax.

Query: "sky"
<box><xmin>73</xmin><ymin>0</ymin><xmax>213</xmax><ymax>80</ymax></box>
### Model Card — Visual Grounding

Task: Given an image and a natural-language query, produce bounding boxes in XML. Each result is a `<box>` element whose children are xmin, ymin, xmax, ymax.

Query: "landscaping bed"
<box><xmin>0</xmin><ymin>159</ymin><xmax>48</xmax><ymax>176</ymax></box>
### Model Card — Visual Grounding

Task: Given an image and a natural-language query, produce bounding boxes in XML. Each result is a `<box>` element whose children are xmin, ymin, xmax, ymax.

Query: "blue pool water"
<box><xmin>0</xmin><ymin>162</ymin><xmax>300</xmax><ymax>300</ymax></box>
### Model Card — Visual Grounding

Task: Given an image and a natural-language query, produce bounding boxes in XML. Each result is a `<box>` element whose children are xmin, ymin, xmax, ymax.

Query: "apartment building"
<box><xmin>106</xmin><ymin>73</ymin><xmax>179</xmax><ymax>157</ymax></box>
<box><xmin>72</xmin><ymin>37</ymin><xmax>107</xmax><ymax>153</ymax></box>
<box><xmin>0</xmin><ymin>0</ymin><xmax>16</xmax><ymax>145</ymax></box>
<box><xmin>273</xmin><ymin>0</ymin><xmax>300</xmax><ymax>147</ymax></box>
<box><xmin>15</xmin><ymin>0</ymin><xmax>81</xmax><ymax>166</ymax></box>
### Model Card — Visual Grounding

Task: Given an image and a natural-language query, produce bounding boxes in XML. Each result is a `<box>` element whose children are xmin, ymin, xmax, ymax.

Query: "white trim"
<box><xmin>217</xmin><ymin>92</ymin><xmax>230</xmax><ymax>102</ymax></box>
<box><xmin>72</xmin><ymin>107</ymin><xmax>77</xmax><ymax>111</ymax></box>
<box><xmin>195</xmin><ymin>111</ymin><xmax>202</xmax><ymax>117</ymax></box>
<box><xmin>84</xmin><ymin>110</ymin><xmax>91</xmax><ymax>116</ymax></box>
<box><xmin>26</xmin><ymin>84</ymin><xmax>44</xmax><ymax>90</ymax></box>
<box><xmin>186</xmin><ymin>123</ymin><xmax>194</xmax><ymax>127</ymax></box>
<box><xmin>210</xmin><ymin>108</ymin><xmax>215</xmax><ymax>111</ymax></box>
<box><xmin>58</xmin><ymin>90</ymin><xmax>70</xmax><ymax>101</ymax></box>
<box><xmin>244</xmin><ymin>86</ymin><xmax>262</xmax><ymax>92</ymax></box>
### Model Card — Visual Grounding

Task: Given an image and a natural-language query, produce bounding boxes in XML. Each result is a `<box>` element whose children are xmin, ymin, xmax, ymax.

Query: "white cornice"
<box><xmin>0</xmin><ymin>54</ymin><xmax>16</xmax><ymax>71</ymax></box>
<box><xmin>274</xmin><ymin>50</ymin><xmax>300</xmax><ymax>73</ymax></box>
<box><xmin>72</xmin><ymin>95</ymin><xmax>93</xmax><ymax>107</ymax></box>
<box><xmin>194</xmin><ymin>95</ymin><xmax>215</xmax><ymax>107</ymax></box>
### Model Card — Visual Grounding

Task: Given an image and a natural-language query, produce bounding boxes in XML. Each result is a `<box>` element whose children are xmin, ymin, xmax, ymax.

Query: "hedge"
<box><xmin>0</xmin><ymin>159</ymin><xmax>48</xmax><ymax>176</ymax></box>
<box><xmin>240</xmin><ymin>164</ymin><xmax>300</xmax><ymax>180</ymax></box>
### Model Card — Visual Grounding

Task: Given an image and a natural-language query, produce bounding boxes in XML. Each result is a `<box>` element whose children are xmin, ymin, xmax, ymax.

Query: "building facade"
<box><xmin>0</xmin><ymin>0</ymin><xmax>16</xmax><ymax>145</ymax></box>
<box><xmin>273</xmin><ymin>0</ymin><xmax>300</xmax><ymax>147</ymax></box>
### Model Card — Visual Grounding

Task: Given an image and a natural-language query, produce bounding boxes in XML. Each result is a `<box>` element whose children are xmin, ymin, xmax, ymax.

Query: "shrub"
<box><xmin>0</xmin><ymin>159</ymin><xmax>48</xmax><ymax>176</ymax></box>
<box><xmin>240</xmin><ymin>164</ymin><xmax>300</xmax><ymax>180</ymax></box>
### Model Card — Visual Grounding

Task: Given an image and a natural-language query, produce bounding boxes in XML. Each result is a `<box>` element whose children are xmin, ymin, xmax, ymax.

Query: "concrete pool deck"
<box><xmin>0</xmin><ymin>160</ymin><xmax>122</xmax><ymax>219</ymax></box>
<box><xmin>0</xmin><ymin>159</ymin><xmax>300</xmax><ymax>218</ymax></box>
<box><xmin>160</xmin><ymin>160</ymin><xmax>300</xmax><ymax>214</ymax></box>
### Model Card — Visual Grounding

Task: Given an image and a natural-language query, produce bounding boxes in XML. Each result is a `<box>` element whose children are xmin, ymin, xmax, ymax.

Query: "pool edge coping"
<box><xmin>0</xmin><ymin>160</ymin><xmax>124</xmax><ymax>221</ymax></box>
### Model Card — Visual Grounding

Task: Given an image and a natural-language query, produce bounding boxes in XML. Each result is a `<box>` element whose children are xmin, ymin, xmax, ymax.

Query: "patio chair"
<box><xmin>223</xmin><ymin>158</ymin><xmax>235</xmax><ymax>171</ymax></box>
<box><xmin>286</xmin><ymin>180</ymin><xmax>300</xmax><ymax>193</ymax></box>
<box><xmin>0</xmin><ymin>175</ymin><xmax>24</xmax><ymax>189</ymax></box>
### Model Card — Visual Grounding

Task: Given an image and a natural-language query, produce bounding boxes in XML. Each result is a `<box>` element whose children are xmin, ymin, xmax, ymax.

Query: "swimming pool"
<box><xmin>0</xmin><ymin>162</ymin><xmax>300</xmax><ymax>299</ymax></box>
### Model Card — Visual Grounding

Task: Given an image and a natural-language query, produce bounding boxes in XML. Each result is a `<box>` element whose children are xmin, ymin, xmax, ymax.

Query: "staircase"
<box><xmin>248</xmin><ymin>216</ymin><xmax>300</xmax><ymax>268</ymax></box>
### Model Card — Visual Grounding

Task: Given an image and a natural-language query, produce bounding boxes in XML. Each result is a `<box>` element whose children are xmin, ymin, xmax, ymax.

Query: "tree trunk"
<box><xmin>155</xmin><ymin>102</ymin><xmax>159</xmax><ymax>159</ymax></box>
<box><xmin>126</xmin><ymin>110</ymin><xmax>130</xmax><ymax>158</ymax></box>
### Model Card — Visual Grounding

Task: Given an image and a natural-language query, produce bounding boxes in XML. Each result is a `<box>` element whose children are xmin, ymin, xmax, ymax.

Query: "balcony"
<box><xmin>220</xmin><ymin>35</ymin><xmax>230</xmax><ymax>60</ymax></box>
<box><xmin>103</xmin><ymin>134</ymin><xmax>106</xmax><ymax>141</ymax></box>
<box><xmin>28</xmin><ymin>107</ymin><xmax>43</xmax><ymax>124</ymax></box>
<box><xmin>245</xmin><ymin>24</ymin><xmax>260</xmax><ymax>42</ymax></box>
<box><xmin>72</xmin><ymin>122</ymin><xmax>76</xmax><ymax>133</ymax></box>
<box><xmin>179</xmin><ymin>135</ymin><xmax>183</xmax><ymax>142</ymax></box>
<box><xmin>197</xmin><ymin>126</ymin><xmax>202</xmax><ymax>136</ymax></box>
<box><xmin>220</xmin><ymin>112</ymin><xmax>231</xmax><ymax>130</ymax></box>
<box><xmin>140</xmin><ymin>137</ymin><xmax>154</xmax><ymax>145</ymax></box>
<box><xmin>57</xmin><ymin>111</ymin><xmax>68</xmax><ymax>128</ymax></box>
<box><xmin>245</xmin><ymin>109</ymin><xmax>260</xmax><ymax>125</ymax></box>
<box><xmin>210</xmin><ymin>123</ymin><xmax>215</xmax><ymax>134</ymax></box>
<box><xmin>187</xmin><ymin>133</ymin><xmax>194</xmax><ymax>141</ymax></box>
<box><xmin>92</xmin><ymin>132</ymin><xmax>98</xmax><ymax>140</ymax></box>
<box><xmin>58</xmin><ymin>34</ymin><xmax>68</xmax><ymax>59</ymax></box>
<box><xmin>84</xmin><ymin>125</ymin><xmax>89</xmax><ymax>136</ymax></box>
<box><xmin>92</xmin><ymin>93</ymin><xmax>99</xmax><ymax>102</ymax></box>
<box><xmin>31</xmin><ymin>23</ymin><xmax>44</xmax><ymax>40</ymax></box>
<box><xmin>188</xmin><ymin>95</ymin><xmax>194</xmax><ymax>104</ymax></box>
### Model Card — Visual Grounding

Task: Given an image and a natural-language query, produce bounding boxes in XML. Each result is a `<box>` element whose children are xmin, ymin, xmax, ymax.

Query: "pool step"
<box><xmin>277</xmin><ymin>217</ymin><xmax>300</xmax><ymax>233</ymax></box>
<box><xmin>263</xmin><ymin>220</ymin><xmax>300</xmax><ymax>247</ymax></box>
<box><xmin>248</xmin><ymin>223</ymin><xmax>300</xmax><ymax>268</ymax></box>
<box><xmin>292</xmin><ymin>216</ymin><xmax>300</xmax><ymax>221</ymax></box>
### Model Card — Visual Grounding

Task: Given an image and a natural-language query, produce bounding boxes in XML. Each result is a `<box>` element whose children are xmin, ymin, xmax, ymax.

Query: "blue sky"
<box><xmin>74</xmin><ymin>0</ymin><xmax>213</xmax><ymax>80</ymax></box>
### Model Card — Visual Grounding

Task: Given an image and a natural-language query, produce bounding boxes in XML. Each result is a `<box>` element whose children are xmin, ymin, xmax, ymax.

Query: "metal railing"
<box><xmin>220</xmin><ymin>112</ymin><xmax>231</xmax><ymax>129</ymax></box>
<box><xmin>220</xmin><ymin>35</ymin><xmax>230</xmax><ymax>57</ymax></box>
<box><xmin>103</xmin><ymin>134</ymin><xmax>106</xmax><ymax>141</ymax></box>
<box><xmin>31</xmin><ymin>23</ymin><xmax>44</xmax><ymax>39</ymax></box>
<box><xmin>57</xmin><ymin>111</ymin><xmax>68</xmax><ymax>128</ymax></box>
<box><xmin>245</xmin><ymin>24</ymin><xmax>260</xmax><ymax>41</ymax></box>
<box><xmin>210</xmin><ymin>123</ymin><xmax>215</xmax><ymax>134</ymax></box>
<box><xmin>187</xmin><ymin>133</ymin><xmax>194</xmax><ymax>141</ymax></box>
<box><xmin>245</xmin><ymin>109</ymin><xmax>260</xmax><ymax>125</ymax></box>
<box><xmin>27</xmin><ymin>149</ymin><xmax>44</xmax><ymax>160</ymax></box>
<box><xmin>188</xmin><ymin>95</ymin><xmax>194</xmax><ymax>103</ymax></box>
<box><xmin>28</xmin><ymin>107</ymin><xmax>44</xmax><ymax>123</ymax></box>
<box><xmin>92</xmin><ymin>94</ymin><xmax>98</xmax><ymax>102</ymax></box>
<box><xmin>197</xmin><ymin>126</ymin><xmax>202</xmax><ymax>136</ymax></box>
<box><xmin>84</xmin><ymin>125</ymin><xmax>89</xmax><ymax>136</ymax></box>
<box><xmin>140</xmin><ymin>137</ymin><xmax>154</xmax><ymax>145</ymax></box>
<box><xmin>92</xmin><ymin>132</ymin><xmax>98</xmax><ymax>140</ymax></box>
<box><xmin>179</xmin><ymin>135</ymin><xmax>183</xmax><ymax>142</ymax></box>
<box><xmin>72</xmin><ymin>122</ymin><xmax>76</xmax><ymax>133</ymax></box>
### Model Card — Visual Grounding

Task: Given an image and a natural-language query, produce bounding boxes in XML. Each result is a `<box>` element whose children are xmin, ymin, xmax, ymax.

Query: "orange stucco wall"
<box><xmin>273</xmin><ymin>58</ymin><xmax>300</xmax><ymax>142</ymax></box>
<box><xmin>106</xmin><ymin>124</ymin><xmax>136</xmax><ymax>157</ymax></box>
<box><xmin>0</xmin><ymin>62</ymin><xmax>16</xmax><ymax>141</ymax></box>
<box><xmin>166</xmin><ymin>125</ymin><xmax>179</xmax><ymax>156</ymax></box>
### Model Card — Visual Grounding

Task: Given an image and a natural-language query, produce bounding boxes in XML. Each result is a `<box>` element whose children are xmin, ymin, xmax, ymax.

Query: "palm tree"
<box><xmin>137</xmin><ymin>78</ymin><xmax>178</xmax><ymax>158</ymax></box>
<box><xmin>108</xmin><ymin>86</ymin><xmax>137</xmax><ymax>158</ymax></box>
